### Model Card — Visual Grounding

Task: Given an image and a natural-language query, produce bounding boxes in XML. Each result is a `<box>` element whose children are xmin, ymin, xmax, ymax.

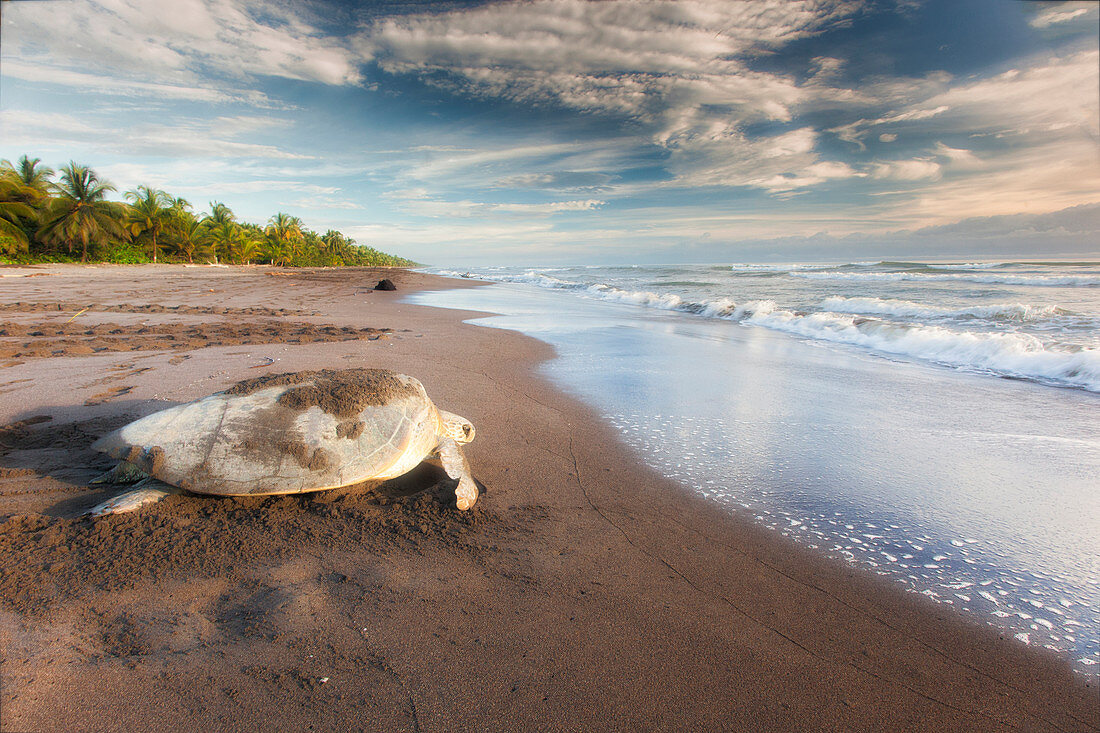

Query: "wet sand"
<box><xmin>0</xmin><ymin>264</ymin><xmax>1095</xmax><ymax>732</ymax></box>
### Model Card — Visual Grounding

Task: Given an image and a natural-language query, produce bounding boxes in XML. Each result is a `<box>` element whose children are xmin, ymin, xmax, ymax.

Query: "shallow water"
<box><xmin>409</xmin><ymin>275</ymin><xmax>1100</xmax><ymax>675</ymax></box>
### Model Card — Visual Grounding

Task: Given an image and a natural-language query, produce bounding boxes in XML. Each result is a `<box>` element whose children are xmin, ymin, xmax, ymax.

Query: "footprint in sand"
<box><xmin>84</xmin><ymin>385</ymin><xmax>134</xmax><ymax>406</ymax></box>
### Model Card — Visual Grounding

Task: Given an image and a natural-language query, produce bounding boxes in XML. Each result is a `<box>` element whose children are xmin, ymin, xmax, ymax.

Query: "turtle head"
<box><xmin>439</xmin><ymin>410</ymin><xmax>475</xmax><ymax>444</ymax></box>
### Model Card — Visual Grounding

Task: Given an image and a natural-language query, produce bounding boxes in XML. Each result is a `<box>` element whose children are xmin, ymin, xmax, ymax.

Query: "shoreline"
<box><xmin>0</xmin><ymin>265</ymin><xmax>1095</xmax><ymax>731</ymax></box>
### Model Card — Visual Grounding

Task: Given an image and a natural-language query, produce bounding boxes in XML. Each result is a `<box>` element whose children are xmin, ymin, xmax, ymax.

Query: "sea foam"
<box><xmin>792</xmin><ymin>271</ymin><xmax>1100</xmax><ymax>287</ymax></box>
<box><xmin>819</xmin><ymin>296</ymin><xmax>1069</xmax><ymax>322</ymax></box>
<box><xmin>741</xmin><ymin>308</ymin><xmax>1100</xmax><ymax>391</ymax></box>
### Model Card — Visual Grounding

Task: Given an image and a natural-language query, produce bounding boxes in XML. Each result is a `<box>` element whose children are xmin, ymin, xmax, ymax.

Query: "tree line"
<box><xmin>0</xmin><ymin>156</ymin><xmax>417</xmax><ymax>267</ymax></box>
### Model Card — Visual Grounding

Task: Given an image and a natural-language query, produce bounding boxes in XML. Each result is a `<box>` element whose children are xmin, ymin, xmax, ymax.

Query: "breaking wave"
<box><xmin>819</xmin><ymin>297</ymin><xmax>1070</xmax><ymax>322</ymax></box>
<box><xmin>738</xmin><ymin>306</ymin><xmax>1100</xmax><ymax>392</ymax></box>
<box><xmin>792</xmin><ymin>271</ymin><xmax>1100</xmax><ymax>287</ymax></box>
<box><xmin>433</xmin><ymin>269</ymin><xmax>1099</xmax><ymax>390</ymax></box>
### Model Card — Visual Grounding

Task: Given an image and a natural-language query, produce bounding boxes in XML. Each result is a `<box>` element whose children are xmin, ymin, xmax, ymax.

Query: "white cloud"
<box><xmin>1029</xmin><ymin>3</ymin><xmax>1095</xmax><ymax>28</ymax></box>
<box><xmin>833</xmin><ymin>51</ymin><xmax>1097</xmax><ymax>147</ymax></box>
<box><xmin>493</xmin><ymin>199</ymin><xmax>605</xmax><ymax>213</ymax></box>
<box><xmin>871</xmin><ymin>158</ymin><xmax>941</xmax><ymax>181</ymax></box>
<box><xmin>932</xmin><ymin>142</ymin><xmax>981</xmax><ymax>167</ymax></box>
<box><xmin>496</xmin><ymin>171</ymin><xmax>616</xmax><ymax>191</ymax></box>
<box><xmin>830</xmin><ymin>105</ymin><xmax>950</xmax><ymax>149</ymax></box>
<box><xmin>0</xmin><ymin>60</ymin><xmax>280</xmax><ymax>106</ymax></box>
<box><xmin>282</xmin><ymin>195</ymin><xmax>363</xmax><ymax>211</ymax></box>
<box><xmin>815</xmin><ymin>49</ymin><xmax>1099</xmax><ymax>223</ymax></box>
<box><xmin>2</xmin><ymin>0</ymin><xmax>362</xmax><ymax>100</ymax></box>
<box><xmin>183</xmin><ymin>181</ymin><xmax>337</xmax><ymax>195</ymax></box>
<box><xmin>0</xmin><ymin>108</ymin><xmax>311</xmax><ymax>162</ymax></box>
<box><xmin>396</xmin><ymin>195</ymin><xmax>606</xmax><ymax>218</ymax></box>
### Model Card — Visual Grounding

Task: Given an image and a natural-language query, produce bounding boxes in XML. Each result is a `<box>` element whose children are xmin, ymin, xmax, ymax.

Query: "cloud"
<box><xmin>2</xmin><ymin>0</ymin><xmax>362</xmax><ymax>101</ymax></box>
<box><xmin>809</xmin><ymin>49</ymin><xmax>1099</xmax><ymax>224</ymax></box>
<box><xmin>395</xmin><ymin>194</ymin><xmax>606</xmax><ymax>218</ymax></box>
<box><xmin>357</xmin><ymin>0</ymin><xmax>866</xmax><ymax>110</ymax></box>
<box><xmin>830</xmin><ymin>105</ymin><xmax>951</xmax><ymax>150</ymax></box>
<box><xmin>927</xmin><ymin>51</ymin><xmax>1099</xmax><ymax>138</ymax></box>
<box><xmin>1029</xmin><ymin>3</ymin><xmax>1095</xmax><ymax>28</ymax></box>
<box><xmin>388</xmin><ymin>138</ymin><xmax>644</xmax><ymax>202</ymax></box>
<box><xmin>282</xmin><ymin>195</ymin><xmax>363</xmax><ymax>210</ymax></box>
<box><xmin>0</xmin><ymin>109</ymin><xmax>311</xmax><ymax>162</ymax></box>
<box><xmin>871</xmin><ymin>158</ymin><xmax>941</xmax><ymax>181</ymax></box>
<box><xmin>912</xmin><ymin>203</ymin><xmax>1100</xmax><ymax>239</ymax></box>
<box><xmin>496</xmin><ymin>171</ymin><xmax>617</xmax><ymax>192</ymax></box>
<box><xmin>354</xmin><ymin>1</ymin><xmax>868</xmax><ymax>192</ymax></box>
<box><xmin>183</xmin><ymin>181</ymin><xmax>338</xmax><ymax>196</ymax></box>
<box><xmin>661</xmin><ymin>126</ymin><xmax>864</xmax><ymax>192</ymax></box>
<box><xmin>0</xmin><ymin>60</ymin><xmax>280</xmax><ymax>106</ymax></box>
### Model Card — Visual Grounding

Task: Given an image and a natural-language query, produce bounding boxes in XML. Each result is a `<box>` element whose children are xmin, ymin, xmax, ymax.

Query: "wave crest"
<box><xmin>793</xmin><ymin>271</ymin><xmax>1100</xmax><ymax>287</ymax></box>
<box><xmin>820</xmin><ymin>297</ymin><xmax>1070</xmax><ymax>322</ymax></box>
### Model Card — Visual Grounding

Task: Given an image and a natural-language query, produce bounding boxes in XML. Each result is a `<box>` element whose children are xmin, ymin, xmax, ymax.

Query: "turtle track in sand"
<box><xmin>0</xmin><ymin>318</ymin><xmax>391</xmax><ymax>360</ymax></box>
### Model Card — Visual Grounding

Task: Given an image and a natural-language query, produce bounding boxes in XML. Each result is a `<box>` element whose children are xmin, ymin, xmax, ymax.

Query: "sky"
<box><xmin>1</xmin><ymin>0</ymin><xmax>1097</xmax><ymax>266</ymax></box>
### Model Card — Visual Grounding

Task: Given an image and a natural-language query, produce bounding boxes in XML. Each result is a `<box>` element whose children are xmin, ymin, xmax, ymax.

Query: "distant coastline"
<box><xmin>0</xmin><ymin>155</ymin><xmax>416</xmax><ymax>268</ymax></box>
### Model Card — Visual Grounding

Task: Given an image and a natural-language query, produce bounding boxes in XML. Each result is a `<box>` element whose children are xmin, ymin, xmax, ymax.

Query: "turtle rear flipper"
<box><xmin>89</xmin><ymin>478</ymin><xmax>180</xmax><ymax>516</ymax></box>
<box><xmin>90</xmin><ymin>461</ymin><xmax>148</xmax><ymax>485</ymax></box>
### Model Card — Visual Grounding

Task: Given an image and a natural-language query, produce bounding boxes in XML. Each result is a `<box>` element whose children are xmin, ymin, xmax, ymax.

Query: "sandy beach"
<box><xmin>0</xmin><ymin>265</ymin><xmax>1095</xmax><ymax>732</ymax></box>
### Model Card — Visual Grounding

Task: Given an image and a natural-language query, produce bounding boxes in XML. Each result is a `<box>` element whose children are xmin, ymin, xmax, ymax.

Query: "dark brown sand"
<box><xmin>0</xmin><ymin>264</ymin><xmax>1095</xmax><ymax>732</ymax></box>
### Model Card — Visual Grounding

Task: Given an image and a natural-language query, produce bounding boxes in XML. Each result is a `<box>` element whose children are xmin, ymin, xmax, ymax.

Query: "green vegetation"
<box><xmin>0</xmin><ymin>155</ymin><xmax>417</xmax><ymax>267</ymax></box>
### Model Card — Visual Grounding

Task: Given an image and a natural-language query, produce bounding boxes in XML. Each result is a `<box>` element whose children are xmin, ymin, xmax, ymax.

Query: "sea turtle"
<box><xmin>88</xmin><ymin>369</ymin><xmax>478</xmax><ymax>515</ymax></box>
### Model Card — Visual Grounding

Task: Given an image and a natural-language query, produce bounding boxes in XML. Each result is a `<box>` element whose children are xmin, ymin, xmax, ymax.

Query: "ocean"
<box><xmin>410</xmin><ymin>260</ymin><xmax>1100</xmax><ymax>674</ymax></box>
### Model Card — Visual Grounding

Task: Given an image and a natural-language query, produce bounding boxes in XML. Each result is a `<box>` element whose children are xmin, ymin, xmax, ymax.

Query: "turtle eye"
<box><xmin>462</xmin><ymin>425</ymin><xmax>471</xmax><ymax>436</ymax></box>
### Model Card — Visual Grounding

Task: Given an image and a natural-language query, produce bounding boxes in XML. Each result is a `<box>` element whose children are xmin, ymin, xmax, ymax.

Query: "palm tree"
<box><xmin>264</xmin><ymin>237</ymin><xmax>293</xmax><ymax>267</ymax></box>
<box><xmin>167</xmin><ymin>196</ymin><xmax>191</xmax><ymax>217</ymax></box>
<box><xmin>237</xmin><ymin>232</ymin><xmax>262</xmax><ymax>265</ymax></box>
<box><xmin>37</xmin><ymin>163</ymin><xmax>128</xmax><ymax>261</ymax></box>
<box><xmin>125</xmin><ymin>185</ymin><xmax>171</xmax><ymax>264</ymax></box>
<box><xmin>205</xmin><ymin>220</ymin><xmax>240</xmax><ymax>264</ymax></box>
<box><xmin>1</xmin><ymin>155</ymin><xmax>54</xmax><ymax>202</ymax></box>
<box><xmin>205</xmin><ymin>201</ymin><xmax>235</xmax><ymax>227</ymax></box>
<box><xmin>0</xmin><ymin>180</ymin><xmax>36</xmax><ymax>254</ymax></box>
<box><xmin>0</xmin><ymin>156</ymin><xmax>53</xmax><ymax>255</ymax></box>
<box><xmin>173</xmin><ymin>217</ymin><xmax>208</xmax><ymax>264</ymax></box>
<box><xmin>265</xmin><ymin>212</ymin><xmax>304</xmax><ymax>262</ymax></box>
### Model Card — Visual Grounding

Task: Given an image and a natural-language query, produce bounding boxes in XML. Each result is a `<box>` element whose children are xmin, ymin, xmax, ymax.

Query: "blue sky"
<box><xmin>1</xmin><ymin>0</ymin><xmax>1097</xmax><ymax>265</ymax></box>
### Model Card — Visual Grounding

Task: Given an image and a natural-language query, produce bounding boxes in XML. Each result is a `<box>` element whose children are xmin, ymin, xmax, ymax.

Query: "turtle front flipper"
<box><xmin>90</xmin><ymin>460</ymin><xmax>149</xmax><ymax>485</ymax></box>
<box><xmin>88</xmin><ymin>478</ymin><xmax>180</xmax><ymax>517</ymax></box>
<box><xmin>435</xmin><ymin>438</ymin><xmax>478</xmax><ymax>510</ymax></box>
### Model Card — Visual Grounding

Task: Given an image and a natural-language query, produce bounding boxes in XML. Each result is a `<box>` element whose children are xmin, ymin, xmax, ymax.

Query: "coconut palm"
<box><xmin>265</xmin><ymin>238</ymin><xmax>293</xmax><ymax>267</ymax></box>
<box><xmin>266</xmin><ymin>212</ymin><xmax>304</xmax><ymax>262</ymax></box>
<box><xmin>0</xmin><ymin>180</ymin><xmax>37</xmax><ymax>254</ymax></box>
<box><xmin>37</xmin><ymin>163</ymin><xmax>128</xmax><ymax>261</ymax></box>
<box><xmin>1</xmin><ymin>155</ymin><xmax>54</xmax><ymax>202</ymax></box>
<box><xmin>0</xmin><ymin>156</ymin><xmax>53</xmax><ymax>255</ymax></box>
<box><xmin>205</xmin><ymin>220</ymin><xmax>240</xmax><ymax>265</ymax></box>
<box><xmin>237</xmin><ymin>232</ymin><xmax>262</xmax><ymax>265</ymax></box>
<box><xmin>167</xmin><ymin>196</ymin><xmax>191</xmax><ymax>216</ymax></box>
<box><xmin>205</xmin><ymin>201</ymin><xmax>235</xmax><ymax>227</ymax></box>
<box><xmin>173</xmin><ymin>217</ymin><xmax>208</xmax><ymax>264</ymax></box>
<box><xmin>125</xmin><ymin>186</ymin><xmax>171</xmax><ymax>264</ymax></box>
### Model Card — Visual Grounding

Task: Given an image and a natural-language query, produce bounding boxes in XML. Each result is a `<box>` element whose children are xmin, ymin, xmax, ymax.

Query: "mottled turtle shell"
<box><xmin>91</xmin><ymin>369</ymin><xmax>445</xmax><ymax>496</ymax></box>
